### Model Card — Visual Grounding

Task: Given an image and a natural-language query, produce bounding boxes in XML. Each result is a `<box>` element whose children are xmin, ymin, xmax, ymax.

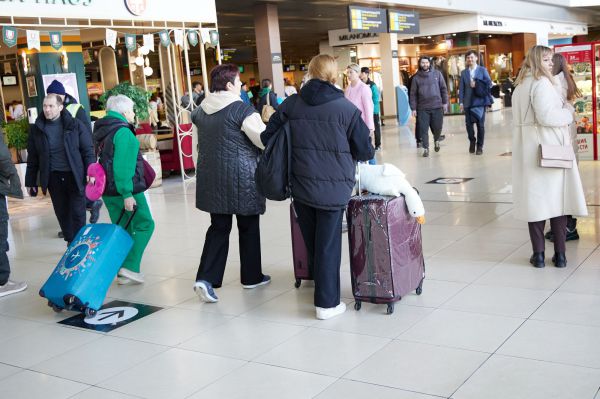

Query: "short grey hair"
<box><xmin>106</xmin><ymin>94</ymin><xmax>135</xmax><ymax>115</ymax></box>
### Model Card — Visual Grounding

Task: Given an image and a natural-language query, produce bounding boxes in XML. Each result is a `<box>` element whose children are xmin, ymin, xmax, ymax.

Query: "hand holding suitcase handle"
<box><xmin>116</xmin><ymin>205</ymin><xmax>138</xmax><ymax>230</ymax></box>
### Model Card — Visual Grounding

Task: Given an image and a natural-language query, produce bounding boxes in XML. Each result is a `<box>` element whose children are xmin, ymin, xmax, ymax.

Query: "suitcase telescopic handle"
<box><xmin>116</xmin><ymin>205</ymin><xmax>138</xmax><ymax>230</ymax></box>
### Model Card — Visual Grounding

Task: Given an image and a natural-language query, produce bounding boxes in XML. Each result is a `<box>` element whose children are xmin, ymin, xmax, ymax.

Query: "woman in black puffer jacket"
<box><xmin>191</xmin><ymin>64</ymin><xmax>271</xmax><ymax>304</ymax></box>
<box><xmin>261</xmin><ymin>54</ymin><xmax>374</xmax><ymax>320</ymax></box>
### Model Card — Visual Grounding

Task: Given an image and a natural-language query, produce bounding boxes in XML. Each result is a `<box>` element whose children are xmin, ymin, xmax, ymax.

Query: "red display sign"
<box><xmin>555</xmin><ymin>44</ymin><xmax>592</xmax><ymax>64</ymax></box>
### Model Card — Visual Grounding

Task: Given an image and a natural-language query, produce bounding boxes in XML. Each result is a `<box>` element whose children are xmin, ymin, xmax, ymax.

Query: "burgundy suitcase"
<box><xmin>290</xmin><ymin>204</ymin><xmax>312</xmax><ymax>288</ymax></box>
<box><xmin>347</xmin><ymin>194</ymin><xmax>425</xmax><ymax>314</ymax></box>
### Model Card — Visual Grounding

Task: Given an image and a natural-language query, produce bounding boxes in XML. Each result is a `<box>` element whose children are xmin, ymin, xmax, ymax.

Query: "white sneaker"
<box><xmin>316</xmin><ymin>302</ymin><xmax>346</xmax><ymax>320</ymax></box>
<box><xmin>0</xmin><ymin>280</ymin><xmax>28</xmax><ymax>298</ymax></box>
<box><xmin>118</xmin><ymin>268</ymin><xmax>145</xmax><ymax>284</ymax></box>
<box><xmin>117</xmin><ymin>276</ymin><xmax>132</xmax><ymax>285</ymax></box>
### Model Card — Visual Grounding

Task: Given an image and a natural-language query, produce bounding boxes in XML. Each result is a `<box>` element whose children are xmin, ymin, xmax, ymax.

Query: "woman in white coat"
<box><xmin>512</xmin><ymin>45</ymin><xmax>587</xmax><ymax>268</ymax></box>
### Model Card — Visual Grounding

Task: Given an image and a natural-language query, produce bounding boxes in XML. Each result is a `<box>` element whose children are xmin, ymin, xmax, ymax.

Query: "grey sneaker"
<box><xmin>422</xmin><ymin>148</ymin><xmax>429</xmax><ymax>157</ymax></box>
<box><xmin>0</xmin><ymin>280</ymin><xmax>27</xmax><ymax>298</ymax></box>
<box><xmin>194</xmin><ymin>280</ymin><xmax>218</xmax><ymax>303</ymax></box>
<box><xmin>242</xmin><ymin>275</ymin><xmax>271</xmax><ymax>289</ymax></box>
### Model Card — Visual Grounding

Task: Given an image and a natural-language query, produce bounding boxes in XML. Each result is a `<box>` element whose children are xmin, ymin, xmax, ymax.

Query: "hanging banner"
<box><xmin>209</xmin><ymin>30</ymin><xmax>219</xmax><ymax>46</ymax></box>
<box><xmin>200</xmin><ymin>28</ymin><xmax>211</xmax><ymax>45</ymax></box>
<box><xmin>143</xmin><ymin>33</ymin><xmax>154</xmax><ymax>52</ymax></box>
<box><xmin>159</xmin><ymin>30</ymin><xmax>171</xmax><ymax>47</ymax></box>
<box><xmin>174</xmin><ymin>29</ymin><xmax>184</xmax><ymax>47</ymax></box>
<box><xmin>2</xmin><ymin>26</ymin><xmax>17</xmax><ymax>48</ymax></box>
<box><xmin>49</xmin><ymin>31</ymin><xmax>63</xmax><ymax>51</ymax></box>
<box><xmin>26</xmin><ymin>30</ymin><xmax>41</xmax><ymax>51</ymax></box>
<box><xmin>188</xmin><ymin>30</ymin><xmax>198</xmax><ymax>47</ymax></box>
<box><xmin>125</xmin><ymin>34</ymin><xmax>137</xmax><ymax>52</ymax></box>
<box><xmin>106</xmin><ymin>29</ymin><xmax>117</xmax><ymax>49</ymax></box>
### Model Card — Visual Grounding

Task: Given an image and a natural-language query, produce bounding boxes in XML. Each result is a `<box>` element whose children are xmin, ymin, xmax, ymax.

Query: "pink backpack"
<box><xmin>85</xmin><ymin>163</ymin><xmax>106</xmax><ymax>201</ymax></box>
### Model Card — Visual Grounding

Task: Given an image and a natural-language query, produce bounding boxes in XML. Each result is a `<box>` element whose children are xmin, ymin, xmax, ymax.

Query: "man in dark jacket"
<box><xmin>409</xmin><ymin>56</ymin><xmax>449</xmax><ymax>157</ymax></box>
<box><xmin>47</xmin><ymin>79</ymin><xmax>103</xmax><ymax>225</ymax></box>
<box><xmin>26</xmin><ymin>94</ymin><xmax>95</xmax><ymax>244</ymax></box>
<box><xmin>459</xmin><ymin>50</ymin><xmax>493</xmax><ymax>155</ymax></box>
<box><xmin>261</xmin><ymin>55</ymin><xmax>374</xmax><ymax>320</ymax></box>
<box><xmin>0</xmin><ymin>128</ymin><xmax>26</xmax><ymax>298</ymax></box>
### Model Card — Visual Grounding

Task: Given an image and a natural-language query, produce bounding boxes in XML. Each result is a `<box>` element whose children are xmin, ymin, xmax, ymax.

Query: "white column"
<box><xmin>379</xmin><ymin>33</ymin><xmax>400</xmax><ymax>119</ymax></box>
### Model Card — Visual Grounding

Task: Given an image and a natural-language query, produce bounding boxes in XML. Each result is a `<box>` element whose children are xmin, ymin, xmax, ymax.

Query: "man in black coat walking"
<box><xmin>26</xmin><ymin>94</ymin><xmax>95</xmax><ymax>244</ymax></box>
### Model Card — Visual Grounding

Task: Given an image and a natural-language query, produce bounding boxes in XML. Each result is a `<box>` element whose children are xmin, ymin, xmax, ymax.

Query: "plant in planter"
<box><xmin>100</xmin><ymin>82</ymin><xmax>150</xmax><ymax>122</ymax></box>
<box><xmin>2</xmin><ymin>118</ymin><xmax>29</xmax><ymax>163</ymax></box>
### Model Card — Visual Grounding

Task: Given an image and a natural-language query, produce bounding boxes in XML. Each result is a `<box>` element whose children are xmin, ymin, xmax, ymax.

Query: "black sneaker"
<box><xmin>469</xmin><ymin>142</ymin><xmax>476</xmax><ymax>154</ymax></box>
<box><xmin>548</xmin><ymin>229</ymin><xmax>579</xmax><ymax>242</ymax></box>
<box><xmin>89</xmin><ymin>200</ymin><xmax>103</xmax><ymax>224</ymax></box>
<box><xmin>423</xmin><ymin>148</ymin><xmax>429</xmax><ymax>157</ymax></box>
<box><xmin>439</xmin><ymin>134</ymin><xmax>446</xmax><ymax>142</ymax></box>
<box><xmin>434</xmin><ymin>141</ymin><xmax>440</xmax><ymax>152</ymax></box>
<box><xmin>476</xmin><ymin>147</ymin><xmax>483</xmax><ymax>155</ymax></box>
<box><xmin>417</xmin><ymin>142</ymin><xmax>423</xmax><ymax>149</ymax></box>
<box><xmin>57</xmin><ymin>231</ymin><xmax>64</xmax><ymax>239</ymax></box>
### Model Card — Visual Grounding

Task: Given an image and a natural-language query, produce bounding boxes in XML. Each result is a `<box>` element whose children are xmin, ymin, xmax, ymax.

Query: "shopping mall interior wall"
<box><xmin>511</xmin><ymin>33</ymin><xmax>537</xmax><ymax>72</ymax></box>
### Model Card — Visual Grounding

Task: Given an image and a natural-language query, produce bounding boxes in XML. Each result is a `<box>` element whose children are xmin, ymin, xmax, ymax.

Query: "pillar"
<box><xmin>254</xmin><ymin>3</ymin><xmax>284</xmax><ymax>98</ymax></box>
<box><xmin>511</xmin><ymin>33</ymin><xmax>537</xmax><ymax>72</ymax></box>
<box><xmin>379</xmin><ymin>33</ymin><xmax>400</xmax><ymax>119</ymax></box>
<box><xmin>319</xmin><ymin>40</ymin><xmax>334</xmax><ymax>56</ymax></box>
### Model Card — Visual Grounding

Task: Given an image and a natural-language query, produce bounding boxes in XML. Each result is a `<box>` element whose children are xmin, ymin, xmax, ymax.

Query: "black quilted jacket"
<box><xmin>192</xmin><ymin>100</ymin><xmax>266</xmax><ymax>215</ymax></box>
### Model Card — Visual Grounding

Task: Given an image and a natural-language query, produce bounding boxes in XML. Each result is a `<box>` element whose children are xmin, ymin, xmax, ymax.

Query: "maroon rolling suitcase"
<box><xmin>290</xmin><ymin>204</ymin><xmax>312</xmax><ymax>288</ymax></box>
<box><xmin>347</xmin><ymin>194</ymin><xmax>425</xmax><ymax>314</ymax></box>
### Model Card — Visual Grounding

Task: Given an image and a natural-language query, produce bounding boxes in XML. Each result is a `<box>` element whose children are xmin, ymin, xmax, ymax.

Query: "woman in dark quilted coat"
<box><xmin>191</xmin><ymin>64</ymin><xmax>270</xmax><ymax>303</ymax></box>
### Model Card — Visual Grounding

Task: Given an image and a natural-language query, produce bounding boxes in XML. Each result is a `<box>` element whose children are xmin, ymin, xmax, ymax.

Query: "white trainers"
<box><xmin>0</xmin><ymin>280</ymin><xmax>28</xmax><ymax>298</ymax></box>
<box><xmin>117</xmin><ymin>276</ymin><xmax>132</xmax><ymax>285</ymax></box>
<box><xmin>316</xmin><ymin>302</ymin><xmax>346</xmax><ymax>320</ymax></box>
<box><xmin>118</xmin><ymin>268</ymin><xmax>145</xmax><ymax>284</ymax></box>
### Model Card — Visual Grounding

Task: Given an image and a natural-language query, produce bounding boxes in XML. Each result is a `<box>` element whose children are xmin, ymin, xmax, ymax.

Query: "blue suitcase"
<box><xmin>39</xmin><ymin>209</ymin><xmax>135</xmax><ymax>317</ymax></box>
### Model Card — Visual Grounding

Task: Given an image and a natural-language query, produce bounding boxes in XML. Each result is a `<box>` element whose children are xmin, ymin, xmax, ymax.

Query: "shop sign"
<box><xmin>0</xmin><ymin>0</ymin><xmax>216</xmax><ymax>24</ymax></box>
<box><xmin>329</xmin><ymin>28</ymin><xmax>379</xmax><ymax>47</ymax></box>
<box><xmin>2</xmin><ymin>26</ymin><xmax>17</xmax><ymax>48</ymax></box>
<box><xmin>388</xmin><ymin>10</ymin><xmax>420</xmax><ymax>34</ymax></box>
<box><xmin>348</xmin><ymin>5</ymin><xmax>388</xmax><ymax>33</ymax></box>
<box><xmin>124</xmin><ymin>0</ymin><xmax>147</xmax><ymax>16</ymax></box>
<box><xmin>555</xmin><ymin>45</ymin><xmax>592</xmax><ymax>64</ymax></box>
<box><xmin>271</xmin><ymin>53</ymin><xmax>282</xmax><ymax>64</ymax></box>
<box><xmin>125</xmin><ymin>33</ymin><xmax>137</xmax><ymax>52</ymax></box>
<box><xmin>576</xmin><ymin>134</ymin><xmax>593</xmax><ymax>160</ymax></box>
<box><xmin>188</xmin><ymin>30</ymin><xmax>199</xmax><ymax>47</ymax></box>
<box><xmin>482</xmin><ymin>20</ymin><xmax>505</xmax><ymax>27</ymax></box>
<box><xmin>49</xmin><ymin>31</ymin><xmax>62</xmax><ymax>51</ymax></box>
<box><xmin>159</xmin><ymin>30</ymin><xmax>171</xmax><ymax>48</ymax></box>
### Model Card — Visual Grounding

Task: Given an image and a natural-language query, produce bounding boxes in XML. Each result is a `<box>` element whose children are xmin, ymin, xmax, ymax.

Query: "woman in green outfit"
<box><xmin>93</xmin><ymin>94</ymin><xmax>155</xmax><ymax>284</ymax></box>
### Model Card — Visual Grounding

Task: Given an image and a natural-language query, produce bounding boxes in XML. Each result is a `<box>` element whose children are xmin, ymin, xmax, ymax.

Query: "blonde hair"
<box><xmin>515</xmin><ymin>45</ymin><xmax>554</xmax><ymax>86</ymax></box>
<box><xmin>308</xmin><ymin>54</ymin><xmax>338</xmax><ymax>84</ymax></box>
<box><xmin>346</xmin><ymin>63</ymin><xmax>361</xmax><ymax>74</ymax></box>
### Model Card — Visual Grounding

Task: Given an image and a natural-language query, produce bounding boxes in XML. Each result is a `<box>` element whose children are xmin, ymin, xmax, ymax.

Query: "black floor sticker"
<box><xmin>59</xmin><ymin>300</ymin><xmax>162</xmax><ymax>333</ymax></box>
<box><xmin>427</xmin><ymin>178</ymin><xmax>474</xmax><ymax>184</ymax></box>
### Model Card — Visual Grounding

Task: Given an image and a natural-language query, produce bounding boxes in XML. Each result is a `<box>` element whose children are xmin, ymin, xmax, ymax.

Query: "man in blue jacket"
<box><xmin>459</xmin><ymin>50</ymin><xmax>493</xmax><ymax>155</ymax></box>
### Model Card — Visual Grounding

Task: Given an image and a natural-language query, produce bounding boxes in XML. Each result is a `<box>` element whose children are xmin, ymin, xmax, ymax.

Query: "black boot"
<box><xmin>529</xmin><ymin>252</ymin><xmax>545</xmax><ymax>268</ymax></box>
<box><xmin>552</xmin><ymin>252</ymin><xmax>567</xmax><ymax>268</ymax></box>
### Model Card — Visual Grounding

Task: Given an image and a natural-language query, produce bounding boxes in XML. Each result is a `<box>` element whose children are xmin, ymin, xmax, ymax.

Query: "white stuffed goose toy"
<box><xmin>357</xmin><ymin>163</ymin><xmax>426</xmax><ymax>224</ymax></box>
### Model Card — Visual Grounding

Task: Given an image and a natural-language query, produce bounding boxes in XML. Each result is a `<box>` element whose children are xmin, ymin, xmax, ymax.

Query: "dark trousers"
<box><xmin>373</xmin><ymin>113</ymin><xmax>382</xmax><ymax>148</ymax></box>
<box><xmin>294</xmin><ymin>201</ymin><xmax>344</xmax><ymax>308</ymax></box>
<box><xmin>196</xmin><ymin>213</ymin><xmax>264</xmax><ymax>287</ymax></box>
<box><xmin>416</xmin><ymin>108</ymin><xmax>443</xmax><ymax>149</ymax></box>
<box><xmin>465</xmin><ymin>108</ymin><xmax>486</xmax><ymax>148</ymax></box>
<box><xmin>48</xmin><ymin>171</ymin><xmax>86</xmax><ymax>244</ymax></box>
<box><xmin>528</xmin><ymin>216</ymin><xmax>567</xmax><ymax>253</ymax></box>
<box><xmin>0</xmin><ymin>195</ymin><xmax>9</xmax><ymax>285</ymax></box>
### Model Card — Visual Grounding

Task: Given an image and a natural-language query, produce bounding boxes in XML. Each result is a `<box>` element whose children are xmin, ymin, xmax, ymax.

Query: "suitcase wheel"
<box><xmin>386</xmin><ymin>303</ymin><xmax>394</xmax><ymax>315</ymax></box>
<box><xmin>294</xmin><ymin>279</ymin><xmax>301</xmax><ymax>289</ymax></box>
<box><xmin>85</xmin><ymin>308</ymin><xmax>97</xmax><ymax>318</ymax></box>
<box><xmin>48</xmin><ymin>301</ymin><xmax>63</xmax><ymax>313</ymax></box>
<box><xmin>354</xmin><ymin>301</ymin><xmax>362</xmax><ymax>311</ymax></box>
<box><xmin>416</xmin><ymin>279</ymin><xmax>424</xmax><ymax>296</ymax></box>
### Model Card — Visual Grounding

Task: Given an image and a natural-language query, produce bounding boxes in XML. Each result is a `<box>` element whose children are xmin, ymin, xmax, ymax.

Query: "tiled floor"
<box><xmin>1</xmin><ymin>109</ymin><xmax>600</xmax><ymax>398</ymax></box>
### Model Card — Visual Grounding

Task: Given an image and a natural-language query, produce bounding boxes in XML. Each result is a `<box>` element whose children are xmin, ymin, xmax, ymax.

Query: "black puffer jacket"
<box><xmin>25</xmin><ymin>110</ymin><xmax>95</xmax><ymax>194</ymax></box>
<box><xmin>261</xmin><ymin>79</ymin><xmax>374</xmax><ymax>210</ymax></box>
<box><xmin>192</xmin><ymin>97</ymin><xmax>265</xmax><ymax>215</ymax></box>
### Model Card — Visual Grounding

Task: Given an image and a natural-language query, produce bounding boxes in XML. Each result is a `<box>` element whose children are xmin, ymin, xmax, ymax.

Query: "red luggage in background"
<box><xmin>347</xmin><ymin>194</ymin><xmax>424</xmax><ymax>314</ymax></box>
<box><xmin>290</xmin><ymin>204</ymin><xmax>312</xmax><ymax>288</ymax></box>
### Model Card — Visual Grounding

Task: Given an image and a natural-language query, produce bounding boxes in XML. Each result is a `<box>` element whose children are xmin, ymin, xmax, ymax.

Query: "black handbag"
<box><xmin>255</xmin><ymin>120</ymin><xmax>292</xmax><ymax>201</ymax></box>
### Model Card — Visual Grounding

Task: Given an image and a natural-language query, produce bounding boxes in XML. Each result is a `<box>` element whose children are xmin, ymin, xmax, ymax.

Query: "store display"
<box><xmin>555</xmin><ymin>43</ymin><xmax>599</xmax><ymax>160</ymax></box>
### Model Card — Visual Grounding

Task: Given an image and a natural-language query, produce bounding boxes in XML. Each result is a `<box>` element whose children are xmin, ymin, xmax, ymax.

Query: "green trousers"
<box><xmin>103</xmin><ymin>193</ymin><xmax>155</xmax><ymax>273</ymax></box>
